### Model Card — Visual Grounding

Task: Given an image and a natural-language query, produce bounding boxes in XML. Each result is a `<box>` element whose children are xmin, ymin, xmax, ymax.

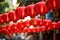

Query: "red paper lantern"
<box><xmin>41</xmin><ymin>26</ymin><xmax>46</xmax><ymax>32</ymax></box>
<box><xmin>17</xmin><ymin>22</ymin><xmax>24</xmax><ymax>29</ymax></box>
<box><xmin>39</xmin><ymin>19</ymin><xmax>43</xmax><ymax>26</ymax></box>
<box><xmin>15</xmin><ymin>27</ymin><xmax>21</xmax><ymax>33</ymax></box>
<box><xmin>35</xmin><ymin>27</ymin><xmax>40</xmax><ymax>33</ymax></box>
<box><xmin>8</xmin><ymin>11</ymin><xmax>19</xmax><ymax>22</ymax></box>
<box><xmin>14</xmin><ymin>25</ymin><xmax>21</xmax><ymax>33</ymax></box>
<box><xmin>57</xmin><ymin>0</ymin><xmax>60</xmax><ymax>9</ymax></box>
<box><xmin>10</xmin><ymin>24</ymin><xmax>17</xmax><ymax>33</ymax></box>
<box><xmin>31</xmin><ymin>28</ymin><xmax>36</xmax><ymax>33</ymax></box>
<box><xmin>52</xmin><ymin>22</ymin><xmax>57</xmax><ymax>29</ymax></box>
<box><xmin>24</xmin><ymin>20</ymin><xmax>31</xmax><ymax>28</ymax></box>
<box><xmin>31</xmin><ymin>18</ymin><xmax>40</xmax><ymax>26</ymax></box>
<box><xmin>34</xmin><ymin>1</ymin><xmax>49</xmax><ymax>15</ymax></box>
<box><xmin>47</xmin><ymin>25</ymin><xmax>52</xmax><ymax>31</ymax></box>
<box><xmin>27</xmin><ymin>28</ymin><xmax>31</xmax><ymax>33</ymax></box>
<box><xmin>25</xmin><ymin>4</ymin><xmax>37</xmax><ymax>17</ymax></box>
<box><xmin>7</xmin><ymin>25</ymin><xmax>13</xmax><ymax>34</ymax></box>
<box><xmin>22</xmin><ymin>27</ymin><xmax>28</xmax><ymax>33</ymax></box>
<box><xmin>46</xmin><ymin>0</ymin><xmax>57</xmax><ymax>11</ymax></box>
<box><xmin>34</xmin><ymin>3</ymin><xmax>39</xmax><ymax>15</ymax></box>
<box><xmin>2</xmin><ymin>13</ymin><xmax>10</xmax><ymax>23</ymax></box>
<box><xmin>0</xmin><ymin>15</ymin><xmax>4</xmax><ymax>24</ymax></box>
<box><xmin>51</xmin><ymin>0</ymin><xmax>57</xmax><ymax>11</ymax></box>
<box><xmin>15</xmin><ymin>6</ymin><xmax>26</xmax><ymax>19</ymax></box>
<box><xmin>1</xmin><ymin>25</ymin><xmax>9</xmax><ymax>35</ymax></box>
<box><xmin>43</xmin><ymin>19</ymin><xmax>52</xmax><ymax>26</ymax></box>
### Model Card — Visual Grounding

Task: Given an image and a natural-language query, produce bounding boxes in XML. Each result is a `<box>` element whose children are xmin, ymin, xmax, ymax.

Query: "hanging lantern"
<box><xmin>29</xmin><ymin>28</ymin><xmax>34</xmax><ymax>33</ymax></box>
<box><xmin>57</xmin><ymin>0</ymin><xmax>60</xmax><ymax>9</ymax></box>
<box><xmin>41</xmin><ymin>26</ymin><xmax>46</xmax><ymax>32</ymax></box>
<box><xmin>31</xmin><ymin>28</ymin><xmax>36</xmax><ymax>33</ymax></box>
<box><xmin>52</xmin><ymin>0</ymin><xmax>57</xmax><ymax>11</ymax></box>
<box><xmin>52</xmin><ymin>22</ymin><xmax>57</xmax><ymax>29</ymax></box>
<box><xmin>31</xmin><ymin>18</ymin><xmax>40</xmax><ymax>26</ymax></box>
<box><xmin>47</xmin><ymin>25</ymin><xmax>52</xmax><ymax>31</ymax></box>
<box><xmin>2</xmin><ymin>13</ymin><xmax>10</xmax><ymax>23</ymax></box>
<box><xmin>14</xmin><ymin>25</ymin><xmax>21</xmax><ymax>34</ymax></box>
<box><xmin>24</xmin><ymin>20</ymin><xmax>31</xmax><ymax>28</ymax></box>
<box><xmin>1</xmin><ymin>26</ymin><xmax>6</xmax><ymax>34</ymax></box>
<box><xmin>22</xmin><ymin>27</ymin><xmax>28</xmax><ymax>33</ymax></box>
<box><xmin>25</xmin><ymin>4</ymin><xmax>37</xmax><ymax>17</ymax></box>
<box><xmin>15</xmin><ymin>27</ymin><xmax>21</xmax><ymax>34</ymax></box>
<box><xmin>8</xmin><ymin>11</ymin><xmax>19</xmax><ymax>22</ymax></box>
<box><xmin>0</xmin><ymin>15</ymin><xmax>4</xmax><ymax>24</ymax></box>
<box><xmin>46</xmin><ymin>0</ymin><xmax>57</xmax><ymax>11</ymax></box>
<box><xmin>39</xmin><ymin>19</ymin><xmax>43</xmax><ymax>26</ymax></box>
<box><xmin>10</xmin><ymin>24</ymin><xmax>17</xmax><ymax>33</ymax></box>
<box><xmin>1</xmin><ymin>25</ymin><xmax>8</xmax><ymax>35</ymax></box>
<box><xmin>35</xmin><ymin>27</ymin><xmax>40</xmax><ymax>33</ymax></box>
<box><xmin>7</xmin><ymin>25</ymin><xmax>13</xmax><ymax>35</ymax></box>
<box><xmin>15</xmin><ymin>6</ymin><xmax>26</xmax><ymax>19</ymax></box>
<box><xmin>17</xmin><ymin>22</ymin><xmax>24</xmax><ymax>29</ymax></box>
<box><xmin>34</xmin><ymin>3</ymin><xmax>39</xmax><ymax>15</ymax></box>
<box><xmin>43</xmin><ymin>19</ymin><xmax>52</xmax><ymax>26</ymax></box>
<box><xmin>34</xmin><ymin>1</ymin><xmax>49</xmax><ymax>16</ymax></box>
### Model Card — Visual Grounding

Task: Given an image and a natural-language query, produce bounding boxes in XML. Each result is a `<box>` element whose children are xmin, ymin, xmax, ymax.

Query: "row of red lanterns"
<box><xmin>0</xmin><ymin>0</ymin><xmax>60</xmax><ymax>24</ymax></box>
<box><xmin>0</xmin><ymin>19</ymin><xmax>60</xmax><ymax>35</ymax></box>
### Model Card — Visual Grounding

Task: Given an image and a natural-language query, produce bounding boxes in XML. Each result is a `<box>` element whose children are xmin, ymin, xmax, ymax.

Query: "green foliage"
<box><xmin>0</xmin><ymin>0</ymin><xmax>13</xmax><ymax>14</ymax></box>
<box><xmin>18</xmin><ymin>0</ymin><xmax>40</xmax><ymax>6</ymax></box>
<box><xmin>0</xmin><ymin>2</ymin><xmax>10</xmax><ymax>14</ymax></box>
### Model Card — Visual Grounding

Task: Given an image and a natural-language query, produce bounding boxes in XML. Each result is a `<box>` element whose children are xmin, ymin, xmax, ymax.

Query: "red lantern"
<box><xmin>57</xmin><ymin>21</ymin><xmax>60</xmax><ymax>29</ymax></box>
<box><xmin>8</xmin><ymin>11</ymin><xmax>19</xmax><ymax>22</ymax></box>
<box><xmin>10</xmin><ymin>24</ymin><xmax>17</xmax><ymax>33</ymax></box>
<box><xmin>35</xmin><ymin>27</ymin><xmax>40</xmax><ymax>33</ymax></box>
<box><xmin>1</xmin><ymin>25</ymin><xmax>6</xmax><ymax>31</ymax></box>
<box><xmin>14</xmin><ymin>25</ymin><xmax>21</xmax><ymax>33</ymax></box>
<box><xmin>1</xmin><ymin>25</ymin><xmax>9</xmax><ymax>35</ymax></box>
<box><xmin>34</xmin><ymin>1</ymin><xmax>49</xmax><ymax>16</ymax></box>
<box><xmin>57</xmin><ymin>0</ymin><xmax>60</xmax><ymax>9</ymax></box>
<box><xmin>24</xmin><ymin>20</ymin><xmax>31</xmax><ymax>28</ymax></box>
<box><xmin>34</xmin><ymin>3</ymin><xmax>39</xmax><ymax>15</ymax></box>
<box><xmin>15</xmin><ymin>27</ymin><xmax>21</xmax><ymax>33</ymax></box>
<box><xmin>27</xmin><ymin>28</ymin><xmax>31</xmax><ymax>33</ymax></box>
<box><xmin>41</xmin><ymin>26</ymin><xmax>46</xmax><ymax>32</ymax></box>
<box><xmin>0</xmin><ymin>15</ymin><xmax>4</xmax><ymax>24</ymax></box>
<box><xmin>46</xmin><ymin>0</ymin><xmax>57</xmax><ymax>11</ymax></box>
<box><xmin>17</xmin><ymin>22</ymin><xmax>24</xmax><ymax>29</ymax></box>
<box><xmin>25</xmin><ymin>4</ymin><xmax>37</xmax><ymax>17</ymax></box>
<box><xmin>15</xmin><ymin>6</ymin><xmax>26</xmax><ymax>19</ymax></box>
<box><xmin>47</xmin><ymin>25</ymin><xmax>52</xmax><ymax>31</ymax></box>
<box><xmin>7</xmin><ymin>25</ymin><xmax>13</xmax><ymax>34</ymax></box>
<box><xmin>2</xmin><ymin>13</ymin><xmax>10</xmax><ymax>23</ymax></box>
<box><xmin>43</xmin><ymin>19</ymin><xmax>52</xmax><ymax>26</ymax></box>
<box><xmin>28</xmin><ymin>26</ymin><xmax>35</xmax><ymax>33</ymax></box>
<box><xmin>52</xmin><ymin>22</ymin><xmax>57</xmax><ymax>29</ymax></box>
<box><xmin>22</xmin><ymin>27</ymin><xmax>28</xmax><ymax>33</ymax></box>
<box><xmin>31</xmin><ymin>18</ymin><xmax>40</xmax><ymax>26</ymax></box>
<box><xmin>39</xmin><ymin>19</ymin><xmax>43</xmax><ymax>26</ymax></box>
<box><xmin>52</xmin><ymin>0</ymin><xmax>57</xmax><ymax>11</ymax></box>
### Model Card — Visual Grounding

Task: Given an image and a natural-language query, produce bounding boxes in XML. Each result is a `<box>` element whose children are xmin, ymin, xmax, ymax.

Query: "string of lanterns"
<box><xmin>0</xmin><ymin>0</ymin><xmax>60</xmax><ymax>23</ymax></box>
<box><xmin>0</xmin><ymin>18</ymin><xmax>60</xmax><ymax>35</ymax></box>
<box><xmin>0</xmin><ymin>0</ymin><xmax>60</xmax><ymax>35</ymax></box>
